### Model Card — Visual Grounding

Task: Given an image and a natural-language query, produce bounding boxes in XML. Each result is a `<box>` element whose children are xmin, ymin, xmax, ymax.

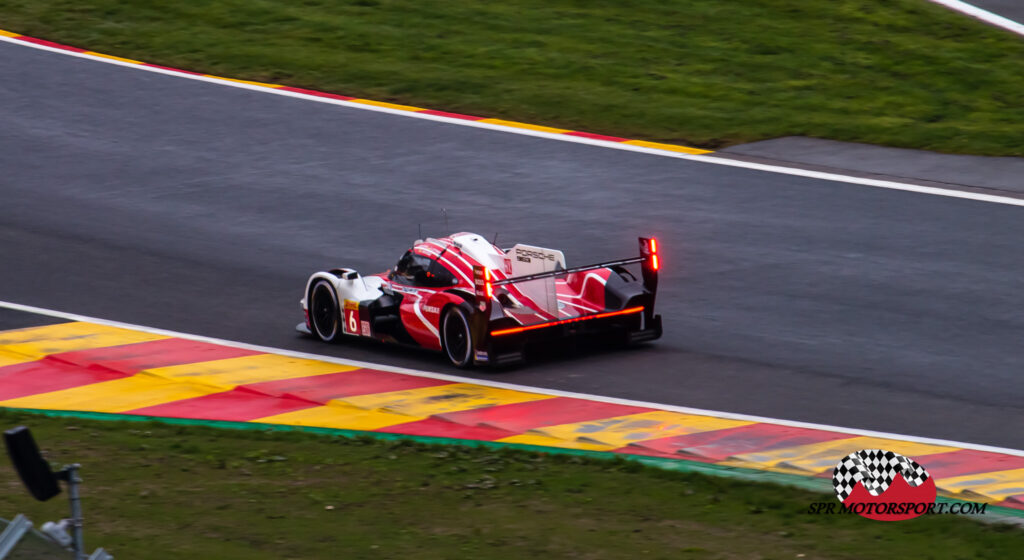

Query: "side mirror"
<box><xmin>4</xmin><ymin>426</ymin><xmax>62</xmax><ymax>502</ymax></box>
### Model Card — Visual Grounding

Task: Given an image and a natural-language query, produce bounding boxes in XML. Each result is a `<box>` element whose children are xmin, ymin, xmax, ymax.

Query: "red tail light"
<box><xmin>484</xmin><ymin>268</ymin><xmax>493</xmax><ymax>299</ymax></box>
<box><xmin>637</xmin><ymin>236</ymin><xmax>660</xmax><ymax>299</ymax></box>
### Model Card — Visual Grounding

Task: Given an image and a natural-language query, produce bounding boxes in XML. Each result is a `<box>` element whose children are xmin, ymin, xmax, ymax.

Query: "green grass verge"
<box><xmin>1</xmin><ymin>409</ymin><xmax>1021</xmax><ymax>559</ymax></box>
<box><xmin>1</xmin><ymin>0</ymin><xmax>1022</xmax><ymax>155</ymax></box>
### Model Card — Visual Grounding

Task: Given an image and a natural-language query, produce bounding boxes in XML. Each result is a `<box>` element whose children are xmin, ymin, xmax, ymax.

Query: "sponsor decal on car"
<box><xmin>343</xmin><ymin>300</ymin><xmax>361</xmax><ymax>335</ymax></box>
<box><xmin>514</xmin><ymin>247</ymin><xmax>557</xmax><ymax>262</ymax></box>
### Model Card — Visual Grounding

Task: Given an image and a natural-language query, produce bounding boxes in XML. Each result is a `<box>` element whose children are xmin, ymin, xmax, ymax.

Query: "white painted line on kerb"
<box><xmin>2</xmin><ymin>35</ymin><xmax>1023</xmax><ymax>210</ymax></box>
<box><xmin>928</xmin><ymin>0</ymin><xmax>1024</xmax><ymax>36</ymax></box>
<box><xmin>2</xmin><ymin>299</ymin><xmax>1022</xmax><ymax>457</ymax></box>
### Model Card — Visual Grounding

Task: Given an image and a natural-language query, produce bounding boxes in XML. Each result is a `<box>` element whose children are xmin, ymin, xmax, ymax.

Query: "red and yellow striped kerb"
<box><xmin>0</xmin><ymin>28</ymin><xmax>711</xmax><ymax>156</ymax></box>
<box><xmin>1</xmin><ymin>321</ymin><xmax>1022</xmax><ymax>511</ymax></box>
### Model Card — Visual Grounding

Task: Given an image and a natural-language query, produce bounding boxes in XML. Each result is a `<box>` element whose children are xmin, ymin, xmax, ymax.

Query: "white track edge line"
<box><xmin>927</xmin><ymin>0</ymin><xmax>1024</xmax><ymax>36</ymax></box>
<box><xmin>2</xmin><ymin>299</ymin><xmax>1021</xmax><ymax>457</ymax></box>
<box><xmin>2</xmin><ymin>35</ymin><xmax>1023</xmax><ymax>210</ymax></box>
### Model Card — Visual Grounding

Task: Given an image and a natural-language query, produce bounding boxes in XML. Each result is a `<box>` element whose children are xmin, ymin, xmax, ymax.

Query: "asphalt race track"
<box><xmin>1</xmin><ymin>41</ymin><xmax>1022</xmax><ymax>449</ymax></box>
<box><xmin>970</xmin><ymin>0</ymin><xmax>1024</xmax><ymax>24</ymax></box>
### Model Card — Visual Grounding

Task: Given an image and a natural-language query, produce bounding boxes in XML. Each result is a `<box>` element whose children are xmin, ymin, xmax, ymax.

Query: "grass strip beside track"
<box><xmin>1</xmin><ymin>0</ymin><xmax>1022</xmax><ymax>156</ymax></box>
<box><xmin>1</xmin><ymin>409</ymin><xmax>1021</xmax><ymax>559</ymax></box>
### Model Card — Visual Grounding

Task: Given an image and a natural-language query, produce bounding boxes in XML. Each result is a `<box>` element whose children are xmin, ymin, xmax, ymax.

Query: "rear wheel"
<box><xmin>309</xmin><ymin>280</ymin><xmax>340</xmax><ymax>342</ymax></box>
<box><xmin>442</xmin><ymin>306</ymin><xmax>474</xmax><ymax>368</ymax></box>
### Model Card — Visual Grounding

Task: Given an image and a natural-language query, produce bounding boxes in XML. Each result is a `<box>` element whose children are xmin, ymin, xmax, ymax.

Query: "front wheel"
<box><xmin>442</xmin><ymin>306</ymin><xmax>474</xmax><ymax>368</ymax></box>
<box><xmin>309</xmin><ymin>279</ymin><xmax>341</xmax><ymax>342</ymax></box>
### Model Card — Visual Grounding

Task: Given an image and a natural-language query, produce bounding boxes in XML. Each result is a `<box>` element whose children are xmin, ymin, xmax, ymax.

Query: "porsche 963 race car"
<box><xmin>298</xmin><ymin>233</ymin><xmax>662</xmax><ymax>367</ymax></box>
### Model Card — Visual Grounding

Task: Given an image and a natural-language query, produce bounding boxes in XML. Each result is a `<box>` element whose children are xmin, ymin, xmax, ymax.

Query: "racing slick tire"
<box><xmin>309</xmin><ymin>279</ymin><xmax>341</xmax><ymax>342</ymax></box>
<box><xmin>441</xmin><ymin>306</ymin><xmax>474</xmax><ymax>368</ymax></box>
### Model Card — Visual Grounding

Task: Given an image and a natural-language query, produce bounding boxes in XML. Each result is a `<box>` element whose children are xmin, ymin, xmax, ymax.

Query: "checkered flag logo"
<box><xmin>832</xmin><ymin>449</ymin><xmax>930</xmax><ymax>503</ymax></box>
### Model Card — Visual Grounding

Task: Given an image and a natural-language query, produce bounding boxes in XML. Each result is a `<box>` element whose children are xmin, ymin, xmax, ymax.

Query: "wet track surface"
<box><xmin>1</xmin><ymin>42</ymin><xmax>1022</xmax><ymax>448</ymax></box>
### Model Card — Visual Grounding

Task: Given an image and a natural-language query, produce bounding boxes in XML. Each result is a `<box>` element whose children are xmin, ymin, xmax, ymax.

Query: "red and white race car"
<box><xmin>298</xmin><ymin>233</ymin><xmax>662</xmax><ymax>367</ymax></box>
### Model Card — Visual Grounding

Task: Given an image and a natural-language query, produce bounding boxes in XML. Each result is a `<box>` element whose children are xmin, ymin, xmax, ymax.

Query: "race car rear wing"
<box><xmin>473</xmin><ymin>236</ymin><xmax>660</xmax><ymax>313</ymax></box>
<box><xmin>491</xmin><ymin>236</ymin><xmax>657</xmax><ymax>288</ymax></box>
<box><xmin>468</xmin><ymin>237</ymin><xmax>660</xmax><ymax>365</ymax></box>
